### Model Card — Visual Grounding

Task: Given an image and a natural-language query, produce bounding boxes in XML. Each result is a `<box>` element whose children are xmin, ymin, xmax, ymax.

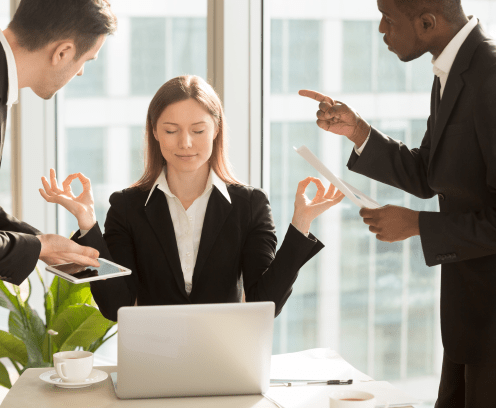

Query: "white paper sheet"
<box><xmin>294</xmin><ymin>145</ymin><xmax>381</xmax><ymax>209</ymax></box>
<box><xmin>270</xmin><ymin>348</ymin><xmax>373</xmax><ymax>383</ymax></box>
<box><xmin>265</xmin><ymin>380</ymin><xmax>421</xmax><ymax>408</ymax></box>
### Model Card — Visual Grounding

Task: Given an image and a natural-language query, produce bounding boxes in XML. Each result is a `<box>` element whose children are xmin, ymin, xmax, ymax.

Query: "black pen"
<box><xmin>283</xmin><ymin>379</ymin><xmax>353</xmax><ymax>387</ymax></box>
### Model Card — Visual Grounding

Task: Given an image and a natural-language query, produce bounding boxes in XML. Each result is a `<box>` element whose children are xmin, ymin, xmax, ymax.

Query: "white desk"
<box><xmin>0</xmin><ymin>366</ymin><xmax>277</xmax><ymax>408</ymax></box>
<box><xmin>1</xmin><ymin>367</ymin><xmax>416</xmax><ymax>408</ymax></box>
<box><xmin>1</xmin><ymin>349</ymin><xmax>417</xmax><ymax>408</ymax></box>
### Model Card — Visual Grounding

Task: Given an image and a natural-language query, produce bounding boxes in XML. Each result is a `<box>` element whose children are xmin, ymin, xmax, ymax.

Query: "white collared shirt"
<box><xmin>0</xmin><ymin>30</ymin><xmax>18</xmax><ymax>108</ymax></box>
<box><xmin>79</xmin><ymin>168</ymin><xmax>231</xmax><ymax>295</ymax></box>
<box><xmin>355</xmin><ymin>15</ymin><xmax>478</xmax><ymax>156</ymax></box>
<box><xmin>432</xmin><ymin>15</ymin><xmax>477</xmax><ymax>99</ymax></box>
<box><xmin>145</xmin><ymin>167</ymin><xmax>231</xmax><ymax>295</ymax></box>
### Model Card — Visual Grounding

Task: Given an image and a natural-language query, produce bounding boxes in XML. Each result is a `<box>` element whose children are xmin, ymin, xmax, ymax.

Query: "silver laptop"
<box><xmin>112</xmin><ymin>302</ymin><xmax>274</xmax><ymax>399</ymax></box>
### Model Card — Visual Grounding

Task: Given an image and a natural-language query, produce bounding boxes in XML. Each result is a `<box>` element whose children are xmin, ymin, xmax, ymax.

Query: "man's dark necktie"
<box><xmin>434</xmin><ymin>75</ymin><xmax>441</xmax><ymax>123</ymax></box>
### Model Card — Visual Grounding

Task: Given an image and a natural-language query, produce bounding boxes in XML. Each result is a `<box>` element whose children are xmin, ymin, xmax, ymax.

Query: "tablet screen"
<box><xmin>51</xmin><ymin>258</ymin><xmax>129</xmax><ymax>279</ymax></box>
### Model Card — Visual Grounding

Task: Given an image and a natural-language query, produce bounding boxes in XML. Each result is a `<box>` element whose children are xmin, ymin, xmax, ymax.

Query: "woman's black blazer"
<box><xmin>72</xmin><ymin>183</ymin><xmax>324</xmax><ymax>321</ymax></box>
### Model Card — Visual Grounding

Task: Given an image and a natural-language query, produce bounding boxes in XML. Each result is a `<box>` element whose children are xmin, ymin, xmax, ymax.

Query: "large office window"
<box><xmin>46</xmin><ymin>0</ymin><xmax>496</xmax><ymax>403</ymax></box>
<box><xmin>56</xmin><ymin>1</ymin><xmax>207</xmax><ymax>363</ymax></box>
<box><xmin>267</xmin><ymin>2</ymin><xmax>441</xmax><ymax>407</ymax></box>
<box><xmin>57</xmin><ymin>2</ymin><xmax>207</xmax><ymax>240</ymax></box>
<box><xmin>267</xmin><ymin>2</ymin><xmax>493</xmax><ymax>407</ymax></box>
<box><xmin>0</xmin><ymin>3</ymin><xmax>11</xmax><ymax>215</ymax></box>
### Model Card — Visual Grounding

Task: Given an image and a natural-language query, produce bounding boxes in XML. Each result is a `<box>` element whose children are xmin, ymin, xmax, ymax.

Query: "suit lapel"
<box><xmin>428</xmin><ymin>24</ymin><xmax>487</xmax><ymax>166</ymax></box>
<box><xmin>144</xmin><ymin>188</ymin><xmax>188</xmax><ymax>298</ymax></box>
<box><xmin>0</xmin><ymin>42</ymin><xmax>8</xmax><ymax>168</ymax></box>
<box><xmin>191</xmin><ymin>187</ymin><xmax>232</xmax><ymax>287</ymax></box>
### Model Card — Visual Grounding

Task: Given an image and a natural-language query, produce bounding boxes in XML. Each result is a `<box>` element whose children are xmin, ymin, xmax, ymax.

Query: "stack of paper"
<box><xmin>265</xmin><ymin>381</ymin><xmax>421</xmax><ymax>408</ymax></box>
<box><xmin>270</xmin><ymin>348</ymin><xmax>373</xmax><ymax>382</ymax></box>
<box><xmin>267</xmin><ymin>349</ymin><xmax>420</xmax><ymax>407</ymax></box>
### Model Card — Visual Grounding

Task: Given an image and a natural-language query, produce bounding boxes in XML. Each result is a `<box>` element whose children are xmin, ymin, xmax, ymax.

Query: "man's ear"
<box><xmin>51</xmin><ymin>41</ymin><xmax>76</xmax><ymax>66</ymax></box>
<box><xmin>417</xmin><ymin>12</ymin><xmax>437</xmax><ymax>33</ymax></box>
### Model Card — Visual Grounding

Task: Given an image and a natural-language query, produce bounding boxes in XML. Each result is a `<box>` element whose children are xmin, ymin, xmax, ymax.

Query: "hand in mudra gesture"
<box><xmin>39</xmin><ymin>168</ymin><xmax>97</xmax><ymax>231</ymax></box>
<box><xmin>292</xmin><ymin>177</ymin><xmax>345</xmax><ymax>234</ymax></box>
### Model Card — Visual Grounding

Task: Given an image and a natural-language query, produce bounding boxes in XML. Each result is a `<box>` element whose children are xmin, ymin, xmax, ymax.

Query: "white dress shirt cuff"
<box><xmin>353</xmin><ymin>128</ymin><xmax>371</xmax><ymax>156</ymax></box>
<box><xmin>79</xmin><ymin>229</ymin><xmax>90</xmax><ymax>238</ymax></box>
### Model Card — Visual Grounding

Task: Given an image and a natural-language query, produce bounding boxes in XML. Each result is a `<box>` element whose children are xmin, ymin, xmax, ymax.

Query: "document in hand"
<box><xmin>294</xmin><ymin>145</ymin><xmax>381</xmax><ymax>209</ymax></box>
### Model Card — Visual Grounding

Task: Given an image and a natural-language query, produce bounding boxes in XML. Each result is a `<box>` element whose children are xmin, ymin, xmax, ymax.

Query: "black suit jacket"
<box><xmin>73</xmin><ymin>184</ymin><xmax>324</xmax><ymax>322</ymax></box>
<box><xmin>0</xmin><ymin>43</ymin><xmax>41</xmax><ymax>285</ymax></box>
<box><xmin>348</xmin><ymin>23</ymin><xmax>496</xmax><ymax>364</ymax></box>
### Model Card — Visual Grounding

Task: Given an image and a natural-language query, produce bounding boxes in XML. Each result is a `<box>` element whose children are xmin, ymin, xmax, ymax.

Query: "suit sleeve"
<box><xmin>0</xmin><ymin>206</ymin><xmax>42</xmax><ymax>285</ymax></box>
<box><xmin>72</xmin><ymin>192</ymin><xmax>139</xmax><ymax>322</ymax></box>
<box><xmin>417</xmin><ymin>70</ymin><xmax>496</xmax><ymax>266</ymax></box>
<box><xmin>347</xmin><ymin>124</ymin><xmax>436</xmax><ymax>200</ymax></box>
<box><xmin>241</xmin><ymin>189</ymin><xmax>324</xmax><ymax>317</ymax></box>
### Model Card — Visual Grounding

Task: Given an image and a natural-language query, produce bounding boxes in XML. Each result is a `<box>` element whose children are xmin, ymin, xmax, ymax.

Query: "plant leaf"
<box><xmin>56</xmin><ymin>283</ymin><xmax>93</xmax><ymax>317</ymax></box>
<box><xmin>0</xmin><ymin>280</ymin><xmax>20</xmax><ymax>314</ymax></box>
<box><xmin>87</xmin><ymin>325</ymin><xmax>117</xmax><ymax>353</ymax></box>
<box><xmin>0</xmin><ymin>330</ymin><xmax>28</xmax><ymax>366</ymax></box>
<box><xmin>9</xmin><ymin>305</ymin><xmax>46</xmax><ymax>365</ymax></box>
<box><xmin>48</xmin><ymin>276</ymin><xmax>72</xmax><ymax>317</ymax></box>
<box><xmin>8</xmin><ymin>311</ymin><xmax>25</xmax><ymax>342</ymax></box>
<box><xmin>0</xmin><ymin>361</ymin><xmax>12</xmax><ymax>389</ymax></box>
<box><xmin>44</xmin><ymin>289</ymin><xmax>55</xmax><ymax>330</ymax></box>
<box><xmin>51</xmin><ymin>305</ymin><xmax>115</xmax><ymax>352</ymax></box>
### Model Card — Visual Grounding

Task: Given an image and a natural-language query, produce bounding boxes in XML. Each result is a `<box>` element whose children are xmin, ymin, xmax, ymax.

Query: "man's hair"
<box><xmin>394</xmin><ymin>0</ymin><xmax>464</xmax><ymax>23</ymax></box>
<box><xmin>8</xmin><ymin>0</ymin><xmax>117</xmax><ymax>59</ymax></box>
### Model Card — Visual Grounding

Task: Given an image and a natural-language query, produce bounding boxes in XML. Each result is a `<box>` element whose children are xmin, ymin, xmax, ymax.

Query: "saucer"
<box><xmin>40</xmin><ymin>368</ymin><xmax>108</xmax><ymax>388</ymax></box>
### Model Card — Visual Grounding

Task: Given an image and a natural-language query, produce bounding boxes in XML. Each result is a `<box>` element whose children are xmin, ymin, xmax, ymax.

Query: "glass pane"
<box><xmin>288</xmin><ymin>20</ymin><xmax>320</xmax><ymax>92</ymax></box>
<box><xmin>130</xmin><ymin>18</ymin><xmax>166</xmax><ymax>96</ymax></box>
<box><xmin>377</xmin><ymin>32</ymin><xmax>406</xmax><ymax>92</ymax></box>
<box><xmin>343</xmin><ymin>21</ymin><xmax>373</xmax><ymax>93</ymax></box>
<box><xmin>57</xmin><ymin>1</ymin><xmax>208</xmax><ymax>363</ymax></box>
<box><xmin>266</xmin><ymin>2</ymin><xmax>455</xmax><ymax>407</ymax></box>
<box><xmin>0</xmin><ymin>4</ymin><xmax>11</xmax><ymax>215</ymax></box>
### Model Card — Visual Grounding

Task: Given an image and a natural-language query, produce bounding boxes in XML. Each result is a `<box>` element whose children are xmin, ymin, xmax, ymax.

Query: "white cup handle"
<box><xmin>56</xmin><ymin>362</ymin><xmax>69</xmax><ymax>381</ymax></box>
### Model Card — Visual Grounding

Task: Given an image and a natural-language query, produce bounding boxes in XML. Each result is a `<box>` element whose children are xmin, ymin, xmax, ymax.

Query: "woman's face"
<box><xmin>154</xmin><ymin>98</ymin><xmax>218</xmax><ymax>176</ymax></box>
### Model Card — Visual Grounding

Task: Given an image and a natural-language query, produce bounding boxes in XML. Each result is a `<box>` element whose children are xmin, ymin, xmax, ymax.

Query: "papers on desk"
<box><xmin>294</xmin><ymin>145</ymin><xmax>381</xmax><ymax>209</ymax></box>
<box><xmin>270</xmin><ymin>348</ymin><xmax>373</xmax><ymax>383</ymax></box>
<box><xmin>265</xmin><ymin>381</ymin><xmax>421</xmax><ymax>408</ymax></box>
<box><xmin>267</xmin><ymin>349</ymin><xmax>420</xmax><ymax>408</ymax></box>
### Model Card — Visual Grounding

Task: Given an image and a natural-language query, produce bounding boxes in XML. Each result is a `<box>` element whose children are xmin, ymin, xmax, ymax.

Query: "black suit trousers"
<box><xmin>435</xmin><ymin>353</ymin><xmax>496</xmax><ymax>408</ymax></box>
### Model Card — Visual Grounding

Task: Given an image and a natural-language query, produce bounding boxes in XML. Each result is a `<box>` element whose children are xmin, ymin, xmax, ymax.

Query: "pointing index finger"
<box><xmin>298</xmin><ymin>89</ymin><xmax>335</xmax><ymax>105</ymax></box>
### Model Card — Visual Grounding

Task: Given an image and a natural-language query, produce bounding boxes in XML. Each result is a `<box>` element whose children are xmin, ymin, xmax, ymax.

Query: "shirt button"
<box><xmin>438</xmin><ymin>193</ymin><xmax>445</xmax><ymax>200</ymax></box>
<box><xmin>189</xmin><ymin>216</ymin><xmax>193</xmax><ymax>221</ymax></box>
<box><xmin>186</xmin><ymin>252</ymin><xmax>191</xmax><ymax>257</ymax></box>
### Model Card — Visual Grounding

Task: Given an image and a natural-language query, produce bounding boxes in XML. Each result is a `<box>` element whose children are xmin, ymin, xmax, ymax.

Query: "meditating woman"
<box><xmin>40</xmin><ymin>75</ymin><xmax>344</xmax><ymax>322</ymax></box>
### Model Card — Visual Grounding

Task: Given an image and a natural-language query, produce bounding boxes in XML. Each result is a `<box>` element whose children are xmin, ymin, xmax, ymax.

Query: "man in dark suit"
<box><xmin>300</xmin><ymin>0</ymin><xmax>496</xmax><ymax>406</ymax></box>
<box><xmin>0</xmin><ymin>0</ymin><xmax>118</xmax><ymax>286</ymax></box>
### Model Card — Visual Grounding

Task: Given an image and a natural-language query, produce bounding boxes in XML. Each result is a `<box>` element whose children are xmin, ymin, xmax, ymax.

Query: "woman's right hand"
<box><xmin>39</xmin><ymin>168</ymin><xmax>97</xmax><ymax>231</ymax></box>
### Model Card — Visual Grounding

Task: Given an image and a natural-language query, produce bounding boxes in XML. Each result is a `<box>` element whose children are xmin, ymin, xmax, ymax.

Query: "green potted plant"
<box><xmin>0</xmin><ymin>267</ymin><xmax>116</xmax><ymax>389</ymax></box>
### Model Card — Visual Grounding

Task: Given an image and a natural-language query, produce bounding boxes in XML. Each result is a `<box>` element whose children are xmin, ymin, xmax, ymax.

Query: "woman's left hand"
<box><xmin>291</xmin><ymin>177</ymin><xmax>345</xmax><ymax>235</ymax></box>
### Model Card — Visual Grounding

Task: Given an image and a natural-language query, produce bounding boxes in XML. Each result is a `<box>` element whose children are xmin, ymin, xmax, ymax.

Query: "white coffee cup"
<box><xmin>329</xmin><ymin>390</ymin><xmax>376</xmax><ymax>407</ymax></box>
<box><xmin>53</xmin><ymin>351</ymin><xmax>94</xmax><ymax>383</ymax></box>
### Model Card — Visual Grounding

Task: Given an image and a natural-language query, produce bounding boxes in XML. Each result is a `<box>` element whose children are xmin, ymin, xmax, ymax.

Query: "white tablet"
<box><xmin>294</xmin><ymin>145</ymin><xmax>381</xmax><ymax>209</ymax></box>
<box><xmin>45</xmin><ymin>258</ymin><xmax>132</xmax><ymax>284</ymax></box>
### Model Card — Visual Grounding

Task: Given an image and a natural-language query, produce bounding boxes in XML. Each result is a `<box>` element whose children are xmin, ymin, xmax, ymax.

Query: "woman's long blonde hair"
<box><xmin>131</xmin><ymin>75</ymin><xmax>243</xmax><ymax>191</ymax></box>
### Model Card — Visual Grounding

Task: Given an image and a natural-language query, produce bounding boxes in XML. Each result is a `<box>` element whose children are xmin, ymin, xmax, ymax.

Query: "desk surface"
<box><xmin>0</xmin><ymin>366</ymin><xmax>278</xmax><ymax>408</ymax></box>
<box><xmin>1</xmin><ymin>365</ymin><xmax>416</xmax><ymax>408</ymax></box>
